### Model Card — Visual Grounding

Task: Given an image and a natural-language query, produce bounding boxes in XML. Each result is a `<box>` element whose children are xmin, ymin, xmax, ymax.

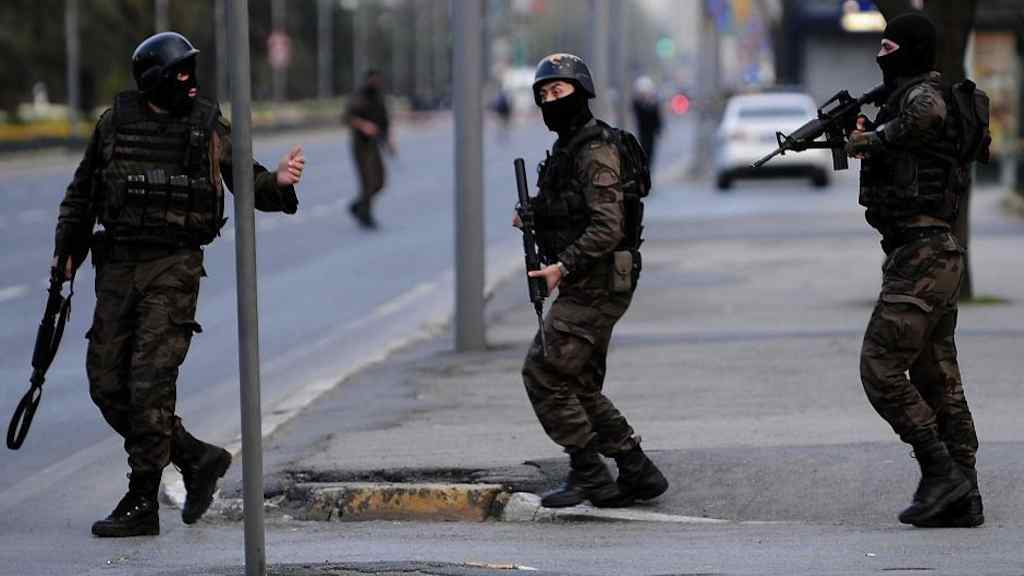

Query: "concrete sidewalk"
<box><xmin>216</xmin><ymin>182</ymin><xmax>1024</xmax><ymax>527</ymax></box>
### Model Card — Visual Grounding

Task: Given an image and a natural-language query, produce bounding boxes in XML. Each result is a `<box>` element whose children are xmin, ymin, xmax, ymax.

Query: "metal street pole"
<box><xmin>353</xmin><ymin>0</ymin><xmax>367</xmax><ymax>92</ymax></box>
<box><xmin>228</xmin><ymin>0</ymin><xmax>267</xmax><ymax>573</ymax></box>
<box><xmin>272</xmin><ymin>0</ymin><xmax>287</xmax><ymax>102</ymax></box>
<box><xmin>65</xmin><ymin>0</ymin><xmax>80</xmax><ymax>133</ymax></box>
<box><xmin>454</xmin><ymin>0</ymin><xmax>485</xmax><ymax>352</ymax></box>
<box><xmin>612</xmin><ymin>0</ymin><xmax>630</xmax><ymax>131</ymax></box>
<box><xmin>415</xmin><ymin>0</ymin><xmax>432</xmax><ymax>103</ymax></box>
<box><xmin>215</xmin><ymin>0</ymin><xmax>229</xmax><ymax>102</ymax></box>
<box><xmin>590</xmin><ymin>0</ymin><xmax>611</xmax><ymax>119</ymax></box>
<box><xmin>433</xmin><ymin>0</ymin><xmax>450</xmax><ymax>105</ymax></box>
<box><xmin>318</xmin><ymin>0</ymin><xmax>334</xmax><ymax>99</ymax></box>
<box><xmin>155</xmin><ymin>0</ymin><xmax>168</xmax><ymax>31</ymax></box>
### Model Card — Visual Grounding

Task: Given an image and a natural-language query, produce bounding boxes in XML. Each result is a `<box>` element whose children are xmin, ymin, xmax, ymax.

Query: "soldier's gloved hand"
<box><xmin>49</xmin><ymin>255</ymin><xmax>75</xmax><ymax>282</ymax></box>
<box><xmin>276</xmin><ymin>145</ymin><xmax>305</xmax><ymax>187</ymax></box>
<box><xmin>845</xmin><ymin>130</ymin><xmax>879</xmax><ymax>160</ymax></box>
<box><xmin>512</xmin><ymin>209</ymin><xmax>523</xmax><ymax>230</ymax></box>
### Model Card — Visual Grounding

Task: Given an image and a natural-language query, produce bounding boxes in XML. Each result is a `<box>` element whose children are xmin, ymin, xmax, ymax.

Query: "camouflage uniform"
<box><xmin>522</xmin><ymin>118</ymin><xmax>638</xmax><ymax>457</ymax></box>
<box><xmin>856</xmin><ymin>72</ymin><xmax>978</xmax><ymax>469</ymax></box>
<box><xmin>54</xmin><ymin>93</ymin><xmax>297</xmax><ymax>478</ymax></box>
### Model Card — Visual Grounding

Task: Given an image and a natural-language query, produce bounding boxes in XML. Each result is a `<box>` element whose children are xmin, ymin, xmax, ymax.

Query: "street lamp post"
<box><xmin>228</xmin><ymin>0</ymin><xmax>267</xmax><ymax>573</ymax></box>
<box><xmin>454</xmin><ymin>1</ymin><xmax>486</xmax><ymax>352</ymax></box>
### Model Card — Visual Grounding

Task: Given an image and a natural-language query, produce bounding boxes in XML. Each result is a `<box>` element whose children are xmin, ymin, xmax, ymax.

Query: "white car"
<box><xmin>713</xmin><ymin>92</ymin><xmax>833</xmax><ymax>191</ymax></box>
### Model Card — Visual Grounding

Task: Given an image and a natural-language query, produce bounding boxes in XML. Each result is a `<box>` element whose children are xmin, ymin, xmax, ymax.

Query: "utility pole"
<box><xmin>215</xmin><ymin>0</ymin><xmax>229</xmax><ymax>102</ymax></box>
<box><xmin>353</xmin><ymin>0</ymin><xmax>367</xmax><ymax>91</ymax></box>
<box><xmin>228</xmin><ymin>0</ymin><xmax>267</xmax><ymax>573</ymax></box>
<box><xmin>454</xmin><ymin>0</ymin><xmax>485</xmax><ymax>352</ymax></box>
<box><xmin>65</xmin><ymin>0</ymin><xmax>80</xmax><ymax>132</ymax></box>
<box><xmin>433</xmin><ymin>0</ymin><xmax>450</xmax><ymax>106</ymax></box>
<box><xmin>390</xmin><ymin>2</ymin><xmax>404</xmax><ymax>97</ymax></box>
<box><xmin>272</xmin><ymin>0</ymin><xmax>287</xmax><ymax>102</ymax></box>
<box><xmin>612</xmin><ymin>0</ymin><xmax>630</xmax><ymax>130</ymax></box>
<box><xmin>155</xmin><ymin>0</ymin><xmax>168</xmax><ymax>31</ymax></box>
<box><xmin>415</xmin><ymin>0</ymin><xmax>432</xmax><ymax>104</ymax></box>
<box><xmin>590</xmin><ymin>0</ymin><xmax>611</xmax><ymax>119</ymax></box>
<box><xmin>318</xmin><ymin>0</ymin><xmax>334</xmax><ymax>99</ymax></box>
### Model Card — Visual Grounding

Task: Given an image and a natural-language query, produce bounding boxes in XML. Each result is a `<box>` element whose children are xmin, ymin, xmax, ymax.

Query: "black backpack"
<box><xmin>567</xmin><ymin>120</ymin><xmax>652</xmax><ymax>198</ymax></box>
<box><xmin>946</xmin><ymin>79</ymin><xmax>992</xmax><ymax>165</ymax></box>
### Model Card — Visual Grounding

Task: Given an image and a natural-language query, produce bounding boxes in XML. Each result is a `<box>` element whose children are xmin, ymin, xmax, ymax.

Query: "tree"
<box><xmin>872</xmin><ymin>0</ymin><xmax>979</xmax><ymax>301</ymax></box>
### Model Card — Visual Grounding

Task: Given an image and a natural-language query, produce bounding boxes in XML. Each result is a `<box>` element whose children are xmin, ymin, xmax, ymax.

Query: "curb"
<box><xmin>214</xmin><ymin>479</ymin><xmax>735</xmax><ymax>525</ymax></box>
<box><xmin>500</xmin><ymin>492</ymin><xmax>730</xmax><ymax>525</ymax></box>
<box><xmin>290</xmin><ymin>482</ymin><xmax>508</xmax><ymax>522</ymax></box>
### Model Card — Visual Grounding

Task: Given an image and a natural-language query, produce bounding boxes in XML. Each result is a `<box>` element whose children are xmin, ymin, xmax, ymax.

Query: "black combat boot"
<box><xmin>172</xmin><ymin>430</ymin><xmax>232</xmax><ymax>525</ymax></box>
<box><xmin>614</xmin><ymin>444</ymin><xmax>669</xmax><ymax>501</ymax></box>
<box><xmin>91</xmin><ymin>473</ymin><xmax>160</xmax><ymax>537</ymax></box>
<box><xmin>898</xmin><ymin>438</ymin><xmax>971</xmax><ymax>525</ymax></box>
<box><xmin>913</xmin><ymin>465</ymin><xmax>984</xmax><ymax>528</ymax></box>
<box><xmin>540</xmin><ymin>443</ymin><xmax>633</xmax><ymax>509</ymax></box>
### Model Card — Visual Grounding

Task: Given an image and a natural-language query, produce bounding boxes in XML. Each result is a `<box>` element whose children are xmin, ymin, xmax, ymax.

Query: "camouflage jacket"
<box><xmin>535</xmin><ymin>118</ymin><xmax>626</xmax><ymax>291</ymax></box>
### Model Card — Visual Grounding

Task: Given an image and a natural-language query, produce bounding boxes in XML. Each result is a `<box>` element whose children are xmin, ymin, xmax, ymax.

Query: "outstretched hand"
<box><xmin>277</xmin><ymin>145</ymin><xmax>306</xmax><ymax>187</ymax></box>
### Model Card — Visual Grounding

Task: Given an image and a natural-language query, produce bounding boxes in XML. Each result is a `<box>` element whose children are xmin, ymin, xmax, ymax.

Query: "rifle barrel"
<box><xmin>752</xmin><ymin>149</ymin><xmax>782</xmax><ymax>169</ymax></box>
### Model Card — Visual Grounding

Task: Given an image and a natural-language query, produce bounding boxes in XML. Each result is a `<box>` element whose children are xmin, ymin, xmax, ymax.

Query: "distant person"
<box><xmin>847</xmin><ymin>13</ymin><xmax>987</xmax><ymax>528</ymax></box>
<box><xmin>492</xmin><ymin>89</ymin><xmax>513</xmax><ymax>141</ymax></box>
<box><xmin>631</xmin><ymin>76</ymin><xmax>662</xmax><ymax>170</ymax></box>
<box><xmin>515</xmin><ymin>53</ymin><xmax>667</xmax><ymax>509</ymax></box>
<box><xmin>51</xmin><ymin>32</ymin><xmax>304</xmax><ymax>538</ymax></box>
<box><xmin>346</xmin><ymin>69</ymin><xmax>395</xmax><ymax>229</ymax></box>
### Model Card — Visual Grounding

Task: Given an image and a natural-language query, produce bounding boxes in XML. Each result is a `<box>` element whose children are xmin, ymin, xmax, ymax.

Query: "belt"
<box><xmin>884</xmin><ymin>226</ymin><xmax>949</xmax><ymax>254</ymax></box>
<box><xmin>103</xmin><ymin>241</ymin><xmax>199</xmax><ymax>262</ymax></box>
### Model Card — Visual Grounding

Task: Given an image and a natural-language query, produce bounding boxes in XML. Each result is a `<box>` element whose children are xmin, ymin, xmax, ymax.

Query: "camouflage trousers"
<box><xmin>87</xmin><ymin>248</ymin><xmax>205</xmax><ymax>476</ymax></box>
<box><xmin>522</xmin><ymin>286</ymin><xmax>637</xmax><ymax>456</ymax></box>
<box><xmin>860</xmin><ymin>230</ymin><xmax>978</xmax><ymax>469</ymax></box>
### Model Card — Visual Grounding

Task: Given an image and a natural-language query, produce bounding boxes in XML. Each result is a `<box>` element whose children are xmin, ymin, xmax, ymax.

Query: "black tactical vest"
<box><xmin>98</xmin><ymin>91</ymin><xmax>224</xmax><ymax>247</ymax></box>
<box><xmin>859</xmin><ymin>76</ymin><xmax>961</xmax><ymax>231</ymax></box>
<box><xmin>532</xmin><ymin>121</ymin><xmax>646</xmax><ymax>262</ymax></box>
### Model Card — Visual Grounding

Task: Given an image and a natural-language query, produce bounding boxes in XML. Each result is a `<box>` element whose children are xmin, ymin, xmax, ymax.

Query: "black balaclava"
<box><xmin>150</xmin><ymin>57</ymin><xmax>198</xmax><ymax>114</ymax></box>
<box><xmin>877</xmin><ymin>12</ymin><xmax>937</xmax><ymax>88</ymax></box>
<box><xmin>540</xmin><ymin>89</ymin><xmax>592</xmax><ymax>136</ymax></box>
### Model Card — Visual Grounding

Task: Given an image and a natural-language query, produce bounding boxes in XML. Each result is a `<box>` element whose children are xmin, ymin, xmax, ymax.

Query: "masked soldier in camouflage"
<box><xmin>52</xmin><ymin>32</ymin><xmax>305</xmax><ymax>537</ymax></box>
<box><xmin>846</xmin><ymin>13</ymin><xmax>981</xmax><ymax>527</ymax></box>
<box><xmin>516</xmin><ymin>54</ymin><xmax>668</xmax><ymax>509</ymax></box>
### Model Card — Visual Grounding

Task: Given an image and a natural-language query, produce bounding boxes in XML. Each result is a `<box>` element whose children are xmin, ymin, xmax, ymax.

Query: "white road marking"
<box><xmin>0</xmin><ymin>284</ymin><xmax>30</xmax><ymax>304</ymax></box>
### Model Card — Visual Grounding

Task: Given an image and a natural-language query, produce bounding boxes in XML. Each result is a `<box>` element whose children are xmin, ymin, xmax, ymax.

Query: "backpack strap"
<box><xmin>111</xmin><ymin>90</ymin><xmax>148</xmax><ymax>127</ymax></box>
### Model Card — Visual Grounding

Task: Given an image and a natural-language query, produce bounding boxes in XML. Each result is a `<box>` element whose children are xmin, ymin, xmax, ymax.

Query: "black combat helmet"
<box><xmin>532</xmin><ymin>53</ymin><xmax>596</xmax><ymax>105</ymax></box>
<box><xmin>132</xmin><ymin>32</ymin><xmax>199</xmax><ymax>95</ymax></box>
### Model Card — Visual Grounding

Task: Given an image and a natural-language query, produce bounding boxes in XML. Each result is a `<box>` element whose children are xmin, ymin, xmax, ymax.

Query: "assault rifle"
<box><xmin>514</xmin><ymin>157</ymin><xmax>548</xmax><ymax>357</ymax></box>
<box><xmin>7</xmin><ymin>266</ymin><xmax>73</xmax><ymax>450</ymax></box>
<box><xmin>753</xmin><ymin>84</ymin><xmax>889</xmax><ymax>171</ymax></box>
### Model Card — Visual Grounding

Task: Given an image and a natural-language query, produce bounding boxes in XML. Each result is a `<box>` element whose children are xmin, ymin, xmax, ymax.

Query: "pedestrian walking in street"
<box><xmin>492</xmin><ymin>89</ymin><xmax>514</xmax><ymax>143</ymax></box>
<box><xmin>515</xmin><ymin>53</ymin><xmax>668</xmax><ymax>509</ymax></box>
<box><xmin>847</xmin><ymin>13</ymin><xmax>988</xmax><ymax>528</ymax></box>
<box><xmin>346</xmin><ymin>69</ymin><xmax>395</xmax><ymax>229</ymax></box>
<box><xmin>631</xmin><ymin>75</ymin><xmax>663</xmax><ymax>170</ymax></box>
<box><xmin>51</xmin><ymin>32</ymin><xmax>305</xmax><ymax>538</ymax></box>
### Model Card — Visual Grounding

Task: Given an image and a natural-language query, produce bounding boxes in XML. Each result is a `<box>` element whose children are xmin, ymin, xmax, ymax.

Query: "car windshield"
<box><xmin>737</xmin><ymin>106</ymin><xmax>810</xmax><ymax>120</ymax></box>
